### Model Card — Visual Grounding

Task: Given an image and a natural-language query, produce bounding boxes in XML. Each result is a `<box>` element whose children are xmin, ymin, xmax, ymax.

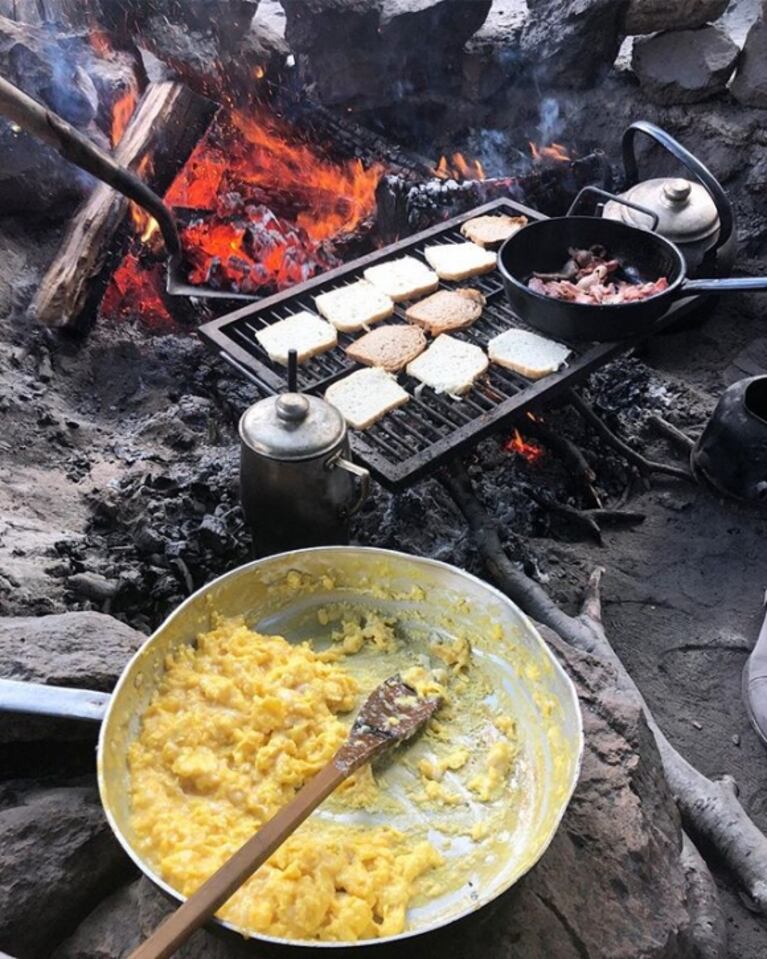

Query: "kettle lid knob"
<box><xmin>663</xmin><ymin>178</ymin><xmax>692</xmax><ymax>204</ymax></box>
<box><xmin>276</xmin><ymin>393</ymin><xmax>309</xmax><ymax>422</ymax></box>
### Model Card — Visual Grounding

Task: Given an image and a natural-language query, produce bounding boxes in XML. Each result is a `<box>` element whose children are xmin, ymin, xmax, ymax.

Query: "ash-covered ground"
<box><xmin>2</xmin><ymin>86</ymin><xmax>767</xmax><ymax>955</ymax></box>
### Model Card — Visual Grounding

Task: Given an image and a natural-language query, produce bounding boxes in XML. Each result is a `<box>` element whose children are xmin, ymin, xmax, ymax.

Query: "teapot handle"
<box><xmin>334</xmin><ymin>457</ymin><xmax>370</xmax><ymax>517</ymax></box>
<box><xmin>622</xmin><ymin>121</ymin><xmax>734</xmax><ymax>254</ymax></box>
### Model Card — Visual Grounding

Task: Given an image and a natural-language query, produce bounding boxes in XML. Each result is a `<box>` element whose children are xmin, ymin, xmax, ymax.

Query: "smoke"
<box><xmin>537</xmin><ymin>97</ymin><xmax>564</xmax><ymax>147</ymax></box>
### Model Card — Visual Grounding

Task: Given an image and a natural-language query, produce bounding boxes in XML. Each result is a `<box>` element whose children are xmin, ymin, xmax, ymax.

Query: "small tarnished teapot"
<box><xmin>602</xmin><ymin>121</ymin><xmax>736</xmax><ymax>278</ymax></box>
<box><xmin>239</xmin><ymin>354</ymin><xmax>369</xmax><ymax>556</ymax></box>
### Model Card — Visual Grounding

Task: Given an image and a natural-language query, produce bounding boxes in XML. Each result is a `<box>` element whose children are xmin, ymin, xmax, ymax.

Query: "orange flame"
<box><xmin>529</xmin><ymin>141</ymin><xmax>571</xmax><ymax>163</ymax></box>
<box><xmin>110</xmin><ymin>87</ymin><xmax>138</xmax><ymax>147</ymax></box>
<box><xmin>505</xmin><ymin>428</ymin><xmax>545</xmax><ymax>464</ymax></box>
<box><xmin>432</xmin><ymin>152</ymin><xmax>486</xmax><ymax>182</ymax></box>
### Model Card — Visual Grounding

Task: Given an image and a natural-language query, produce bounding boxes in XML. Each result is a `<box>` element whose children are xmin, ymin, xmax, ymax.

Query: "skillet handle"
<box><xmin>567</xmin><ymin>185</ymin><xmax>660</xmax><ymax>231</ymax></box>
<box><xmin>622</xmin><ymin>121</ymin><xmax>734</xmax><ymax>253</ymax></box>
<box><xmin>0</xmin><ymin>74</ymin><xmax>181</xmax><ymax>258</ymax></box>
<box><xmin>0</xmin><ymin>678</ymin><xmax>110</xmax><ymax>722</ymax></box>
<box><xmin>676</xmin><ymin>276</ymin><xmax>767</xmax><ymax>298</ymax></box>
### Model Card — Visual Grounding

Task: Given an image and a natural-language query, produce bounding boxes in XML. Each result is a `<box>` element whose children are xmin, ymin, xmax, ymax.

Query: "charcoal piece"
<box><xmin>632</xmin><ymin>26</ymin><xmax>739</xmax><ymax>104</ymax></box>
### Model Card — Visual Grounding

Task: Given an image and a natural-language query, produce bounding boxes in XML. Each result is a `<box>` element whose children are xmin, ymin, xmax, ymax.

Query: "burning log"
<box><xmin>375</xmin><ymin>150</ymin><xmax>610</xmax><ymax>240</ymax></box>
<box><xmin>29</xmin><ymin>81</ymin><xmax>217</xmax><ymax>329</ymax></box>
<box><xmin>442</xmin><ymin>459</ymin><xmax>767</xmax><ymax>922</ymax></box>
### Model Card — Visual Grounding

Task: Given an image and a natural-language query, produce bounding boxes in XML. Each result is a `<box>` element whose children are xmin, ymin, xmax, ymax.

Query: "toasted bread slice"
<box><xmin>314</xmin><ymin>280</ymin><xmax>394</xmax><ymax>333</ymax></box>
<box><xmin>363</xmin><ymin>256</ymin><xmax>439</xmax><ymax>302</ymax></box>
<box><xmin>423</xmin><ymin>242</ymin><xmax>496</xmax><ymax>281</ymax></box>
<box><xmin>488</xmin><ymin>328</ymin><xmax>571</xmax><ymax>380</ymax></box>
<box><xmin>255</xmin><ymin>311</ymin><xmax>337</xmax><ymax>366</ymax></box>
<box><xmin>406</xmin><ymin>334</ymin><xmax>488</xmax><ymax>396</ymax></box>
<box><xmin>405</xmin><ymin>288</ymin><xmax>485</xmax><ymax>336</ymax></box>
<box><xmin>325</xmin><ymin>367</ymin><xmax>410</xmax><ymax>429</ymax></box>
<box><xmin>460</xmin><ymin>214</ymin><xmax>528</xmax><ymax>248</ymax></box>
<box><xmin>345</xmin><ymin>324</ymin><xmax>427</xmax><ymax>373</ymax></box>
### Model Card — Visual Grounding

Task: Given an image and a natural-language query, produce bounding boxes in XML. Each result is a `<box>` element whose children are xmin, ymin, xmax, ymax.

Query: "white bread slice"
<box><xmin>325</xmin><ymin>367</ymin><xmax>410</xmax><ymax>429</ymax></box>
<box><xmin>314</xmin><ymin>280</ymin><xmax>394</xmax><ymax>333</ymax></box>
<box><xmin>362</xmin><ymin>256</ymin><xmax>439</xmax><ymax>302</ymax></box>
<box><xmin>460</xmin><ymin>214</ymin><xmax>528</xmax><ymax>247</ymax></box>
<box><xmin>487</xmin><ymin>328</ymin><xmax>571</xmax><ymax>380</ymax></box>
<box><xmin>423</xmin><ymin>242</ymin><xmax>496</xmax><ymax>281</ymax></box>
<box><xmin>345</xmin><ymin>324</ymin><xmax>427</xmax><ymax>372</ymax></box>
<box><xmin>405</xmin><ymin>288</ymin><xmax>485</xmax><ymax>336</ymax></box>
<box><xmin>406</xmin><ymin>334</ymin><xmax>489</xmax><ymax>396</ymax></box>
<box><xmin>255</xmin><ymin>311</ymin><xmax>337</xmax><ymax>366</ymax></box>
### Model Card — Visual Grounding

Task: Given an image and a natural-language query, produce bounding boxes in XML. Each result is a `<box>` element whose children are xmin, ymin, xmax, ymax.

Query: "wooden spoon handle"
<box><xmin>128</xmin><ymin>760</ymin><xmax>345</xmax><ymax>959</ymax></box>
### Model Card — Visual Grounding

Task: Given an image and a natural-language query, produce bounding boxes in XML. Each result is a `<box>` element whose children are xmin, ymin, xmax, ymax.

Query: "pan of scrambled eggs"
<box><xmin>95</xmin><ymin>547</ymin><xmax>583</xmax><ymax>947</ymax></box>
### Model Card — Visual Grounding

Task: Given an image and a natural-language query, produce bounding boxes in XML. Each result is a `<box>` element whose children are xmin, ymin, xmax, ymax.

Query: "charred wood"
<box><xmin>568</xmin><ymin>389</ymin><xmax>694</xmax><ymax>483</ymax></box>
<box><xmin>649</xmin><ymin>414</ymin><xmax>696</xmax><ymax>454</ymax></box>
<box><xmin>375</xmin><ymin>151</ymin><xmax>610</xmax><ymax>240</ymax></box>
<box><xmin>518</xmin><ymin>412</ymin><xmax>601</xmax><ymax>506</ymax></box>
<box><xmin>29</xmin><ymin>81</ymin><xmax>216</xmax><ymax>329</ymax></box>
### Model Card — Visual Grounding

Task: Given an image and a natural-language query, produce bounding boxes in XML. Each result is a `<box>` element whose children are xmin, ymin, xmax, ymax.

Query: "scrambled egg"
<box><xmin>129</xmin><ymin>612</ymin><xmax>520</xmax><ymax>943</ymax></box>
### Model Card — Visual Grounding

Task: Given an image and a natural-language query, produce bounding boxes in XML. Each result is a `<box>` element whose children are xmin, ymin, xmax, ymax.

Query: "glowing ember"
<box><xmin>110</xmin><ymin>87</ymin><xmax>138</xmax><ymax>147</ymax></box>
<box><xmin>182</xmin><ymin>203</ymin><xmax>335</xmax><ymax>294</ymax></box>
<box><xmin>100</xmin><ymin>253</ymin><xmax>174</xmax><ymax>332</ymax></box>
<box><xmin>101</xmin><ymin>105</ymin><xmax>385</xmax><ymax>325</ymax></box>
<box><xmin>505</xmin><ymin>428</ymin><xmax>545</xmax><ymax>464</ymax></box>
<box><xmin>432</xmin><ymin>152</ymin><xmax>486</xmax><ymax>181</ymax></box>
<box><xmin>529</xmin><ymin>142</ymin><xmax>571</xmax><ymax>163</ymax></box>
<box><xmin>88</xmin><ymin>28</ymin><xmax>112</xmax><ymax>59</ymax></box>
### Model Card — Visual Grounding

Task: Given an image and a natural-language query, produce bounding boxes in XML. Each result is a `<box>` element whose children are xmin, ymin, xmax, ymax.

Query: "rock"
<box><xmin>632</xmin><ymin>26</ymin><xmax>740</xmax><ymax>104</ymax></box>
<box><xmin>623</xmin><ymin>0</ymin><xmax>729</xmax><ymax>36</ymax></box>
<box><xmin>0</xmin><ymin>784</ymin><xmax>133</xmax><ymax>959</ymax></box>
<box><xmin>462</xmin><ymin>0</ymin><xmax>527</xmax><ymax>102</ymax></box>
<box><xmin>731</xmin><ymin>18</ymin><xmax>767</xmax><ymax>108</ymax></box>
<box><xmin>0</xmin><ymin>611</ymin><xmax>144</xmax><ymax>742</ymax></box>
<box><xmin>520</xmin><ymin>0</ymin><xmax>628</xmax><ymax>89</ymax></box>
<box><xmin>281</xmin><ymin>0</ymin><xmax>493</xmax><ymax>109</ymax></box>
<box><xmin>52</xmin><ymin>639</ymin><xmax>706</xmax><ymax>959</ymax></box>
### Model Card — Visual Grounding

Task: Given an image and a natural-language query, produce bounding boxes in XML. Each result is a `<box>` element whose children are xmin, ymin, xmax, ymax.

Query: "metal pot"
<box><xmin>239</xmin><ymin>389</ymin><xmax>369</xmax><ymax>555</ymax></box>
<box><xmin>602</xmin><ymin>121</ymin><xmax>735</xmax><ymax>279</ymax></box>
<box><xmin>691</xmin><ymin>375</ymin><xmax>767</xmax><ymax>504</ymax></box>
<box><xmin>0</xmin><ymin>548</ymin><xmax>584</xmax><ymax>949</ymax></box>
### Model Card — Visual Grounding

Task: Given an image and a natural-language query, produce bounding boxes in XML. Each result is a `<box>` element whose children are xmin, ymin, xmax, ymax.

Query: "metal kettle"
<box><xmin>239</xmin><ymin>357</ymin><xmax>369</xmax><ymax>556</ymax></box>
<box><xmin>602</xmin><ymin>121</ymin><xmax>735</xmax><ymax>278</ymax></box>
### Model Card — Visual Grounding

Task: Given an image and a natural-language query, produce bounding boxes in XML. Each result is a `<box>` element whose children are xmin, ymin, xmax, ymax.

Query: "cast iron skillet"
<box><xmin>498</xmin><ymin>214</ymin><xmax>767</xmax><ymax>342</ymax></box>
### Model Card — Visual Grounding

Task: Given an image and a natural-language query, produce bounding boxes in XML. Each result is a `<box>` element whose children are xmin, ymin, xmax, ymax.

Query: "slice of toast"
<box><xmin>487</xmin><ymin>328</ymin><xmax>571</xmax><ymax>380</ymax></box>
<box><xmin>460</xmin><ymin>214</ymin><xmax>528</xmax><ymax>248</ymax></box>
<box><xmin>325</xmin><ymin>367</ymin><xmax>410</xmax><ymax>429</ymax></box>
<box><xmin>314</xmin><ymin>280</ymin><xmax>394</xmax><ymax>333</ymax></box>
<box><xmin>362</xmin><ymin>256</ymin><xmax>439</xmax><ymax>302</ymax></box>
<box><xmin>405</xmin><ymin>288</ymin><xmax>485</xmax><ymax>336</ymax></box>
<box><xmin>406</xmin><ymin>334</ymin><xmax>488</xmax><ymax>396</ymax></box>
<box><xmin>254</xmin><ymin>311</ymin><xmax>337</xmax><ymax>366</ymax></box>
<box><xmin>423</xmin><ymin>242</ymin><xmax>496</xmax><ymax>281</ymax></box>
<box><xmin>345</xmin><ymin>324</ymin><xmax>427</xmax><ymax>373</ymax></box>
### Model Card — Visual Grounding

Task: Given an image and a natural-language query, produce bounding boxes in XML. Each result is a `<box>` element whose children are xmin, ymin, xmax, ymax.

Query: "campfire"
<box><xmin>2</xmin><ymin>3</ymin><xmax>767</xmax><ymax>959</ymax></box>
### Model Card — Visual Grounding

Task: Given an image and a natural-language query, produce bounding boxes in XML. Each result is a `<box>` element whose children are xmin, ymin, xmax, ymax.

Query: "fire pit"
<box><xmin>2</xmin><ymin>2</ymin><xmax>767</xmax><ymax>959</ymax></box>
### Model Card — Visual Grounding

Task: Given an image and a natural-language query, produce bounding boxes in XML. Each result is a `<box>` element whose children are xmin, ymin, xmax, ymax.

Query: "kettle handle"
<box><xmin>334</xmin><ymin>457</ymin><xmax>370</xmax><ymax>517</ymax></box>
<box><xmin>622</xmin><ymin>121</ymin><xmax>734</xmax><ymax>254</ymax></box>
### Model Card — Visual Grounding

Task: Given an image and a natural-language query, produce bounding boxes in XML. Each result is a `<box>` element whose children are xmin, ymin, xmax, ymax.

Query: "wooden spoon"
<box><xmin>129</xmin><ymin>674</ymin><xmax>441</xmax><ymax>959</ymax></box>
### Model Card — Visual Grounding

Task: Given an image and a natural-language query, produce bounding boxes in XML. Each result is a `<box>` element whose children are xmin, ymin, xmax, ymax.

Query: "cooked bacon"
<box><xmin>529</xmin><ymin>245</ymin><xmax>667</xmax><ymax>306</ymax></box>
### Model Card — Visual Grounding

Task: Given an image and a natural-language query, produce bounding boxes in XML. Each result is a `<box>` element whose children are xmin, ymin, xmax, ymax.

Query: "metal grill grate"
<box><xmin>199</xmin><ymin>198</ymin><xmax>688</xmax><ymax>489</ymax></box>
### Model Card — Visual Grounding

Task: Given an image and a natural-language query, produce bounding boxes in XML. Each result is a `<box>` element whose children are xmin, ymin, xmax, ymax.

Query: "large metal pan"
<box><xmin>498</xmin><ymin>209</ymin><xmax>767</xmax><ymax>342</ymax></box>
<box><xmin>0</xmin><ymin>74</ymin><xmax>252</xmax><ymax>302</ymax></box>
<box><xmin>0</xmin><ymin>547</ymin><xmax>583</xmax><ymax>948</ymax></box>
